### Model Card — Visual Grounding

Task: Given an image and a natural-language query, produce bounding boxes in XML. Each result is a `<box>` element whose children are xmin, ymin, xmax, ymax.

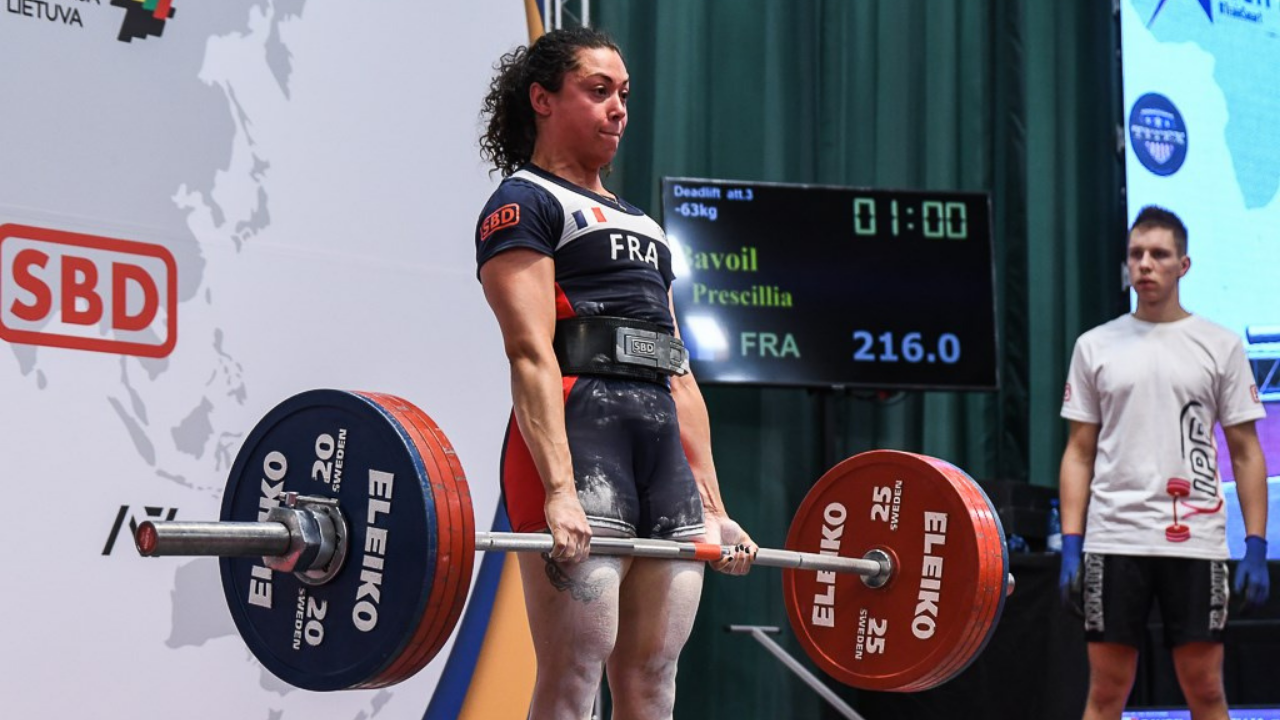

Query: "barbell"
<box><xmin>134</xmin><ymin>389</ymin><xmax>1013</xmax><ymax>693</ymax></box>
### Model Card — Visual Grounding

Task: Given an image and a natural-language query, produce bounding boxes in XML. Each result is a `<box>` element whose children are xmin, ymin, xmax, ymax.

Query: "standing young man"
<box><xmin>1058</xmin><ymin>206</ymin><xmax>1271</xmax><ymax>720</ymax></box>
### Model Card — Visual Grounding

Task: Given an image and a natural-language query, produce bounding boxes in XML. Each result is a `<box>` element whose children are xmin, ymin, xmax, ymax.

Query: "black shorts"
<box><xmin>1080</xmin><ymin>553</ymin><xmax>1229</xmax><ymax>648</ymax></box>
<box><xmin>501</xmin><ymin>375</ymin><xmax>706</xmax><ymax>539</ymax></box>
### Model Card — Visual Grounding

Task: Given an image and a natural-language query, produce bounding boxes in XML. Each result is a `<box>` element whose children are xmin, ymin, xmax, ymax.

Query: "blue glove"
<box><xmin>1059</xmin><ymin>533</ymin><xmax>1083</xmax><ymax>608</ymax></box>
<box><xmin>1235</xmin><ymin>535</ymin><xmax>1270</xmax><ymax>610</ymax></box>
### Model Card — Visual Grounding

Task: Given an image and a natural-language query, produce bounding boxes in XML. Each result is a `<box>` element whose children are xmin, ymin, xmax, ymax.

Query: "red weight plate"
<box><xmin>899</xmin><ymin>460</ymin><xmax>1008</xmax><ymax>691</ymax></box>
<box><xmin>360</xmin><ymin>394</ymin><xmax>474</xmax><ymax>687</ymax></box>
<box><xmin>386</xmin><ymin>410</ymin><xmax>476</xmax><ymax>685</ymax></box>
<box><xmin>1167</xmin><ymin>477</ymin><xmax>1191</xmax><ymax>498</ymax></box>
<box><xmin>383</xmin><ymin>420</ymin><xmax>472</xmax><ymax>687</ymax></box>
<box><xmin>878</xmin><ymin>490</ymin><xmax>1001</xmax><ymax>691</ymax></box>
<box><xmin>369</xmin><ymin>399</ymin><xmax>470</xmax><ymax>686</ymax></box>
<box><xmin>783</xmin><ymin>450</ymin><xmax>970</xmax><ymax>691</ymax></box>
<box><xmin>352</xmin><ymin>393</ymin><xmax>457</xmax><ymax>688</ymax></box>
<box><xmin>352</xmin><ymin>393</ymin><xmax>467</xmax><ymax>688</ymax></box>
<box><xmin>360</xmin><ymin>394</ymin><xmax>476</xmax><ymax>686</ymax></box>
<box><xmin>918</xmin><ymin>462</ymin><xmax>1007</xmax><ymax>687</ymax></box>
<box><xmin>895</xmin><ymin>466</ymin><xmax>995</xmax><ymax>691</ymax></box>
<box><xmin>365</xmin><ymin>393</ymin><xmax>468</xmax><ymax>687</ymax></box>
<box><xmin>357</xmin><ymin>393</ymin><xmax>469</xmax><ymax>688</ymax></box>
<box><xmin>893</xmin><ymin>459</ymin><xmax>1003</xmax><ymax>691</ymax></box>
<box><xmin>782</xmin><ymin>450</ymin><xmax>995</xmax><ymax>692</ymax></box>
<box><xmin>945</xmin><ymin>469</ymin><xmax>1009</xmax><ymax>682</ymax></box>
<box><xmin>923</xmin><ymin>461</ymin><xmax>1007</xmax><ymax>690</ymax></box>
<box><xmin>417</xmin><ymin>413</ymin><xmax>476</xmax><ymax>657</ymax></box>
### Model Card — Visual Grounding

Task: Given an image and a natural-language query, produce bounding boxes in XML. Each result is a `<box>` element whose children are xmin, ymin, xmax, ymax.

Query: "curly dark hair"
<box><xmin>479</xmin><ymin>27</ymin><xmax>622</xmax><ymax>177</ymax></box>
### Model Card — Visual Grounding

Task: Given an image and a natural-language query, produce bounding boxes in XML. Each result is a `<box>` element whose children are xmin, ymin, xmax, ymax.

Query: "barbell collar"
<box><xmin>263</xmin><ymin>494</ymin><xmax>349</xmax><ymax>585</ymax></box>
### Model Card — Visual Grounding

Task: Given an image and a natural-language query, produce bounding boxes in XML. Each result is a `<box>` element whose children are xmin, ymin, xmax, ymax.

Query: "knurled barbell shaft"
<box><xmin>482</xmin><ymin>533</ymin><xmax>1014</xmax><ymax>596</ymax></box>
<box><xmin>476</xmin><ymin>532</ymin><xmax>886</xmax><ymax>576</ymax></box>
<box><xmin>136</xmin><ymin>521</ymin><xmax>885</xmax><ymax>578</ymax></box>
<box><xmin>138</xmin><ymin>520</ymin><xmax>1015</xmax><ymax>596</ymax></box>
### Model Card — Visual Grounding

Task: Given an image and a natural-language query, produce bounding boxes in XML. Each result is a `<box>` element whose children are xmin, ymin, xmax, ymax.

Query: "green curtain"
<box><xmin>591</xmin><ymin>1</ymin><xmax>1124</xmax><ymax>716</ymax></box>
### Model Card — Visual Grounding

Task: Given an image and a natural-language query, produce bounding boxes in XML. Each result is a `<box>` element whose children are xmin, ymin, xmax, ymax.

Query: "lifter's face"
<box><xmin>532</xmin><ymin>47</ymin><xmax>629</xmax><ymax>169</ymax></box>
<box><xmin>1127</xmin><ymin>226</ymin><xmax>1189</xmax><ymax>303</ymax></box>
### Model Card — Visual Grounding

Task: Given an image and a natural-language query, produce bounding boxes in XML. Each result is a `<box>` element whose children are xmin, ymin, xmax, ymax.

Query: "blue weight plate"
<box><xmin>219</xmin><ymin>389</ymin><xmax>439</xmax><ymax>691</ymax></box>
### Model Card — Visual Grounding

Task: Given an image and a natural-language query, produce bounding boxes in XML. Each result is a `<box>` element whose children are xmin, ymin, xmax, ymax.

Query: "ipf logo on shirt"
<box><xmin>1130</xmin><ymin>93</ymin><xmax>1188</xmax><ymax>176</ymax></box>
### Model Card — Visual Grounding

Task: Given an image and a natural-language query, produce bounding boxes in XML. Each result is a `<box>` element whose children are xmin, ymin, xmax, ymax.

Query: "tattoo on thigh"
<box><xmin>541</xmin><ymin>553</ymin><xmax>605</xmax><ymax>603</ymax></box>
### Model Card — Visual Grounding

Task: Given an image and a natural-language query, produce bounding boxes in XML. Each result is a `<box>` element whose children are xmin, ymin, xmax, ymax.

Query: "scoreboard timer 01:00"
<box><xmin>852</xmin><ymin>196</ymin><xmax>973</xmax><ymax>241</ymax></box>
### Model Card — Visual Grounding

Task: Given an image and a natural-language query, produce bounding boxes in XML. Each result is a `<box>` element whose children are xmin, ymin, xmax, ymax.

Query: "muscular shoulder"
<box><xmin>477</xmin><ymin>175</ymin><xmax>563</xmax><ymax>240</ymax></box>
<box><xmin>475</xmin><ymin>173</ymin><xmax>567</xmax><ymax>271</ymax></box>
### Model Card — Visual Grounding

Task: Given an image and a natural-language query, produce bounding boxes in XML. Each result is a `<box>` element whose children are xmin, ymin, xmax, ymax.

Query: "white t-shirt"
<box><xmin>1061</xmin><ymin>313</ymin><xmax>1265</xmax><ymax>559</ymax></box>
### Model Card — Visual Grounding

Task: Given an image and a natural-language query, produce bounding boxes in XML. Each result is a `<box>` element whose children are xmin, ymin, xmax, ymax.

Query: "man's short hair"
<box><xmin>1130</xmin><ymin>205</ymin><xmax>1188</xmax><ymax>256</ymax></box>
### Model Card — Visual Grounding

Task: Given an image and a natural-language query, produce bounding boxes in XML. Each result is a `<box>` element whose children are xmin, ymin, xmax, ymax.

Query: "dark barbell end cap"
<box><xmin>136</xmin><ymin>522</ymin><xmax>158</xmax><ymax>556</ymax></box>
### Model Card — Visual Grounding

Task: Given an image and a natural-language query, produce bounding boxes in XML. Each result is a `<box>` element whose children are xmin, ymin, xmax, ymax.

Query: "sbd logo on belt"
<box><xmin>0</xmin><ymin>223</ymin><xmax>178</xmax><ymax>358</ymax></box>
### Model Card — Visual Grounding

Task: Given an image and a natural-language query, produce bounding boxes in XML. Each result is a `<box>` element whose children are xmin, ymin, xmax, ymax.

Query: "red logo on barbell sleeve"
<box><xmin>0</xmin><ymin>224</ymin><xmax>178</xmax><ymax>358</ymax></box>
<box><xmin>480</xmin><ymin>203</ymin><xmax>521</xmax><ymax>242</ymax></box>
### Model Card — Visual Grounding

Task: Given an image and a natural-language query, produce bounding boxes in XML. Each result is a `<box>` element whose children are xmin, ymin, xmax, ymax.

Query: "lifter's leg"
<box><xmin>606</xmin><ymin>557</ymin><xmax>705</xmax><ymax>720</ymax></box>
<box><xmin>1083</xmin><ymin>642</ymin><xmax>1139</xmax><ymax>720</ymax></box>
<box><xmin>518</xmin><ymin>551</ymin><xmax>625</xmax><ymax>720</ymax></box>
<box><xmin>1172</xmin><ymin>642</ymin><xmax>1228</xmax><ymax>720</ymax></box>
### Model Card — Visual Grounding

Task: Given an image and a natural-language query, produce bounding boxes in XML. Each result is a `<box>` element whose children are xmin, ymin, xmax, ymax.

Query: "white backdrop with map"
<box><xmin>0</xmin><ymin>1</ymin><xmax>523</xmax><ymax>716</ymax></box>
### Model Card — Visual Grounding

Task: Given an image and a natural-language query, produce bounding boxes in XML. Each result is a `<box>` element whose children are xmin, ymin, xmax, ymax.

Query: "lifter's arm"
<box><xmin>1059</xmin><ymin>421</ymin><xmax>1099</xmax><ymax>536</ymax></box>
<box><xmin>1224</xmin><ymin>420</ymin><xmax>1269</xmax><ymax>539</ymax></box>
<box><xmin>1056</xmin><ymin>421</ymin><xmax>1098</xmax><ymax>603</ymax></box>
<box><xmin>668</xmin><ymin>291</ymin><xmax>756</xmax><ymax>574</ymax></box>
<box><xmin>480</xmin><ymin>249</ymin><xmax>591</xmax><ymax>562</ymax></box>
<box><xmin>1225</xmin><ymin>420</ymin><xmax>1271</xmax><ymax>607</ymax></box>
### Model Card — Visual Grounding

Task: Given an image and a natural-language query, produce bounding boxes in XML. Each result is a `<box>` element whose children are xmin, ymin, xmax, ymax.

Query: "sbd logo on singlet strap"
<box><xmin>0</xmin><ymin>224</ymin><xmax>178</xmax><ymax>358</ymax></box>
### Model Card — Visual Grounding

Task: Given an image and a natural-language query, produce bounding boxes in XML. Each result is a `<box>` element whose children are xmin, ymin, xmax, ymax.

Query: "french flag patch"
<box><xmin>572</xmin><ymin>207</ymin><xmax>608</xmax><ymax>229</ymax></box>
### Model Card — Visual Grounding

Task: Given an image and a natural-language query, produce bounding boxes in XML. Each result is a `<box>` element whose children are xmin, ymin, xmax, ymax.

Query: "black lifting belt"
<box><xmin>553</xmin><ymin>316</ymin><xmax>690</xmax><ymax>384</ymax></box>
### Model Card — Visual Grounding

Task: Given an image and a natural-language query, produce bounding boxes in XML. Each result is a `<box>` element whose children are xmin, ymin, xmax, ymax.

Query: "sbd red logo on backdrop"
<box><xmin>0</xmin><ymin>224</ymin><xmax>178</xmax><ymax>358</ymax></box>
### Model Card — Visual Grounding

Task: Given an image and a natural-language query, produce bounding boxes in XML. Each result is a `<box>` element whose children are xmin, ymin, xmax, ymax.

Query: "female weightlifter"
<box><xmin>475</xmin><ymin>26</ymin><xmax>757</xmax><ymax>720</ymax></box>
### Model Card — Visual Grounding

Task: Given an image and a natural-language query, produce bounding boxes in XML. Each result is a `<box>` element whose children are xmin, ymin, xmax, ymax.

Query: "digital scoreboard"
<box><xmin>662</xmin><ymin>178</ymin><xmax>999</xmax><ymax>390</ymax></box>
